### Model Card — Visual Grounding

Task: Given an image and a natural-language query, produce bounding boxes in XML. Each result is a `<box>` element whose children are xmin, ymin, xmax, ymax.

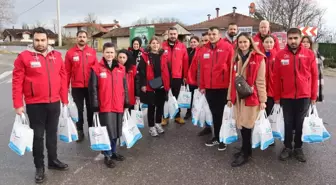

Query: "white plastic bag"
<box><xmin>259</xmin><ymin>111</ymin><xmax>274</xmax><ymax>150</ymax></box>
<box><xmin>204</xmin><ymin>99</ymin><xmax>213</xmax><ymax>126</ymax></box>
<box><xmin>220</xmin><ymin>105</ymin><xmax>238</xmax><ymax>144</ymax></box>
<box><xmin>302</xmin><ymin>105</ymin><xmax>329</xmax><ymax>143</ymax></box>
<box><xmin>268</xmin><ymin>104</ymin><xmax>285</xmax><ymax>141</ymax></box>
<box><xmin>163</xmin><ymin>101</ymin><xmax>169</xmax><ymax>119</ymax></box>
<box><xmin>122</xmin><ymin>111</ymin><xmax>142</xmax><ymax>148</ymax></box>
<box><xmin>177</xmin><ymin>85</ymin><xmax>192</xmax><ymax>108</ymax></box>
<box><xmin>89</xmin><ymin>113</ymin><xmax>111</xmax><ymax>151</ymax></box>
<box><xmin>69</xmin><ymin>118</ymin><xmax>78</xmax><ymax>142</ymax></box>
<box><xmin>131</xmin><ymin>100</ymin><xmax>144</xmax><ymax>128</ymax></box>
<box><xmin>168</xmin><ymin>90</ymin><xmax>179</xmax><ymax>119</ymax></box>
<box><xmin>191</xmin><ymin>89</ymin><xmax>205</xmax><ymax>126</ymax></box>
<box><xmin>68</xmin><ymin>94</ymin><xmax>79</xmax><ymax>123</ymax></box>
<box><xmin>8</xmin><ymin>114</ymin><xmax>34</xmax><ymax>156</ymax></box>
<box><xmin>58</xmin><ymin>107</ymin><xmax>73</xmax><ymax>143</ymax></box>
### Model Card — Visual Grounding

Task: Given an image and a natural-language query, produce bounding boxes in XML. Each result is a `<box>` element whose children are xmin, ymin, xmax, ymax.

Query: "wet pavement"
<box><xmin>0</xmin><ymin>54</ymin><xmax>335</xmax><ymax>185</ymax></box>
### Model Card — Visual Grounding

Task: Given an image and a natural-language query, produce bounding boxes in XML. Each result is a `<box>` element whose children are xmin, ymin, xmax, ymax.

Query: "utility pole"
<box><xmin>57</xmin><ymin>0</ymin><xmax>62</xmax><ymax>46</ymax></box>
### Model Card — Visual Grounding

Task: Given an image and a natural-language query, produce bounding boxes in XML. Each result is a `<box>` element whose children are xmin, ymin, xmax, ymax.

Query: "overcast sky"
<box><xmin>8</xmin><ymin>0</ymin><xmax>336</xmax><ymax>31</ymax></box>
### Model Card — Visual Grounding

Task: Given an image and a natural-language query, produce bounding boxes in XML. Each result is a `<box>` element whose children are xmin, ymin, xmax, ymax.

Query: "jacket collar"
<box><xmin>224</xmin><ymin>32</ymin><xmax>237</xmax><ymax>43</ymax></box>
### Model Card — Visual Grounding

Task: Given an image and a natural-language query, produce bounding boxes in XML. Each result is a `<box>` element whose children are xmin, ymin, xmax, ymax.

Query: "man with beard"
<box><xmin>273</xmin><ymin>28</ymin><xmax>318</xmax><ymax>163</ymax></box>
<box><xmin>223</xmin><ymin>23</ymin><xmax>238</xmax><ymax>49</ymax></box>
<box><xmin>161</xmin><ymin>27</ymin><xmax>189</xmax><ymax>125</ymax></box>
<box><xmin>253</xmin><ymin>20</ymin><xmax>280</xmax><ymax>52</ymax></box>
<box><xmin>12</xmin><ymin>27</ymin><xmax>69</xmax><ymax>183</ymax></box>
<box><xmin>65</xmin><ymin>30</ymin><xmax>98</xmax><ymax>141</ymax></box>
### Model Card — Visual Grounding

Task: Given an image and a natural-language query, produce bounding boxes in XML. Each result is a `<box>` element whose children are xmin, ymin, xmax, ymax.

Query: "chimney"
<box><xmin>233</xmin><ymin>7</ymin><xmax>237</xmax><ymax>16</ymax></box>
<box><xmin>207</xmin><ymin>14</ymin><xmax>211</xmax><ymax>20</ymax></box>
<box><xmin>216</xmin><ymin>8</ymin><xmax>220</xmax><ymax>18</ymax></box>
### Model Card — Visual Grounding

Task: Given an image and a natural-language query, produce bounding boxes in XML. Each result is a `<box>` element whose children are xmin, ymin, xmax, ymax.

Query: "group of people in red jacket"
<box><xmin>11</xmin><ymin>19</ymin><xmax>320</xmax><ymax>182</ymax></box>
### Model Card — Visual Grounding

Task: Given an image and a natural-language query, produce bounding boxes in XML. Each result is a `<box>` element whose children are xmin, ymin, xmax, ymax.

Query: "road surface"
<box><xmin>0</xmin><ymin>54</ymin><xmax>335</xmax><ymax>185</ymax></box>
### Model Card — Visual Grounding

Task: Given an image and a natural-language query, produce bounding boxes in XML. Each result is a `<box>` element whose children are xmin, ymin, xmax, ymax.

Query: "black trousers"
<box><xmin>241</xmin><ymin>127</ymin><xmax>252</xmax><ymax>156</ymax></box>
<box><xmin>147</xmin><ymin>88</ymin><xmax>166</xmax><ymax>127</ymax></box>
<box><xmin>282</xmin><ymin>98</ymin><xmax>310</xmax><ymax>149</ymax></box>
<box><xmin>186</xmin><ymin>85</ymin><xmax>198</xmax><ymax>114</ymax></box>
<box><xmin>205</xmin><ymin>89</ymin><xmax>228</xmax><ymax>140</ymax></box>
<box><xmin>171</xmin><ymin>78</ymin><xmax>183</xmax><ymax>118</ymax></box>
<box><xmin>26</xmin><ymin>101</ymin><xmax>60</xmax><ymax>168</ymax></box>
<box><xmin>72</xmin><ymin>88</ymin><xmax>93</xmax><ymax>131</ymax></box>
<box><xmin>266</xmin><ymin>96</ymin><xmax>275</xmax><ymax>116</ymax></box>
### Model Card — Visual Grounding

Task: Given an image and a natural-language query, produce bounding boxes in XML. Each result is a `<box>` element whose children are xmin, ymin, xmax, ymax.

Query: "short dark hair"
<box><xmin>103</xmin><ymin>42</ymin><xmax>115</xmax><ymax>52</ymax></box>
<box><xmin>169</xmin><ymin>27</ymin><xmax>178</xmax><ymax>31</ymax></box>
<box><xmin>77</xmin><ymin>30</ymin><xmax>88</xmax><ymax>37</ymax></box>
<box><xmin>228</xmin><ymin>23</ymin><xmax>237</xmax><ymax>27</ymax></box>
<box><xmin>209</xmin><ymin>26</ymin><xmax>220</xmax><ymax>32</ymax></box>
<box><xmin>201</xmin><ymin>32</ymin><xmax>208</xmax><ymax>36</ymax></box>
<box><xmin>287</xmin><ymin>28</ymin><xmax>302</xmax><ymax>36</ymax></box>
<box><xmin>190</xmin><ymin>36</ymin><xmax>200</xmax><ymax>43</ymax></box>
<box><xmin>32</xmin><ymin>27</ymin><xmax>48</xmax><ymax>37</ymax></box>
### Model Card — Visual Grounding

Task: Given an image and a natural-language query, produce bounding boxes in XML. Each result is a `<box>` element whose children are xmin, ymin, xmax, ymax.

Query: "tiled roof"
<box><xmin>3</xmin><ymin>29</ymin><xmax>58</xmax><ymax>39</ymax></box>
<box><xmin>63</xmin><ymin>22</ymin><xmax>120</xmax><ymax>33</ymax></box>
<box><xmin>187</xmin><ymin>12</ymin><xmax>283</xmax><ymax>31</ymax></box>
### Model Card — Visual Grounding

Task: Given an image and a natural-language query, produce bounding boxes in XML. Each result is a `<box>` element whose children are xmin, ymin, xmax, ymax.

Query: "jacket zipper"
<box><xmin>44</xmin><ymin>56</ymin><xmax>52</xmax><ymax>102</ymax></box>
<box><xmin>281</xmin><ymin>78</ymin><xmax>284</xmax><ymax>92</ymax></box>
<box><xmin>30</xmin><ymin>82</ymin><xmax>34</xmax><ymax>97</ymax></box>
<box><xmin>298</xmin><ymin>58</ymin><xmax>301</xmax><ymax>71</ymax></box>
<box><xmin>82</xmin><ymin>52</ymin><xmax>86</xmax><ymax>86</ymax></box>
<box><xmin>294</xmin><ymin>54</ymin><xmax>297</xmax><ymax>98</ymax></box>
<box><xmin>210</xmin><ymin>50</ymin><xmax>214</xmax><ymax>88</ymax></box>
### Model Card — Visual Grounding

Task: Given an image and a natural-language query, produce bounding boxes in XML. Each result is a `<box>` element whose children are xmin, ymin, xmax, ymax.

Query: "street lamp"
<box><xmin>57</xmin><ymin>0</ymin><xmax>62</xmax><ymax>47</ymax></box>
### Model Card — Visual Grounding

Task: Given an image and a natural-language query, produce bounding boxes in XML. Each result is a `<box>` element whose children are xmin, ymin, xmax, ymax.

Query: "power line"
<box><xmin>17</xmin><ymin>0</ymin><xmax>45</xmax><ymax>18</ymax></box>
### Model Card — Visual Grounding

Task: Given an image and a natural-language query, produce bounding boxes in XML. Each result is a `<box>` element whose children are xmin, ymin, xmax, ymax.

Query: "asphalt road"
<box><xmin>0</xmin><ymin>53</ymin><xmax>335</xmax><ymax>185</ymax></box>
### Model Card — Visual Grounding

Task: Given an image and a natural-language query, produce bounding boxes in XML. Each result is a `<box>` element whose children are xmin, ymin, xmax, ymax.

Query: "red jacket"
<box><xmin>12</xmin><ymin>46</ymin><xmax>68</xmax><ymax>108</ymax></box>
<box><xmin>265</xmin><ymin>49</ymin><xmax>277</xmax><ymax>97</ymax></box>
<box><xmin>253</xmin><ymin>32</ymin><xmax>280</xmax><ymax>53</ymax></box>
<box><xmin>229</xmin><ymin>51</ymin><xmax>266</xmax><ymax>106</ymax></box>
<box><xmin>223</xmin><ymin>37</ymin><xmax>237</xmax><ymax>49</ymax></box>
<box><xmin>161</xmin><ymin>40</ymin><xmax>189</xmax><ymax>79</ymax></box>
<box><xmin>187</xmin><ymin>47</ymin><xmax>200</xmax><ymax>86</ymax></box>
<box><xmin>273</xmin><ymin>45</ymin><xmax>318</xmax><ymax>101</ymax></box>
<box><xmin>126</xmin><ymin>65</ymin><xmax>137</xmax><ymax>105</ymax></box>
<box><xmin>65</xmin><ymin>45</ymin><xmax>98</xmax><ymax>88</ymax></box>
<box><xmin>90</xmin><ymin>60</ymin><xmax>127</xmax><ymax>113</ymax></box>
<box><xmin>198</xmin><ymin>38</ymin><xmax>234</xmax><ymax>89</ymax></box>
<box><xmin>138</xmin><ymin>51</ymin><xmax>170</xmax><ymax>92</ymax></box>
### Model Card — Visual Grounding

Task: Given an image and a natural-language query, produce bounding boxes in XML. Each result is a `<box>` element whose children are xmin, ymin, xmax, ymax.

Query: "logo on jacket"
<box><xmin>217</xmin><ymin>49</ymin><xmax>223</xmax><ymax>52</ymax></box>
<box><xmin>175</xmin><ymin>47</ymin><xmax>181</xmax><ymax>51</ymax></box>
<box><xmin>284</xmin><ymin>54</ymin><xmax>290</xmax><ymax>59</ymax></box>
<box><xmin>298</xmin><ymin>54</ymin><xmax>306</xmax><ymax>58</ymax></box>
<box><xmin>250</xmin><ymin>61</ymin><xmax>256</xmax><ymax>65</ymax></box>
<box><xmin>86</xmin><ymin>53</ymin><xmax>92</xmax><ymax>56</ymax></box>
<box><xmin>30</xmin><ymin>61</ymin><xmax>41</xmax><ymax>68</ymax></box>
<box><xmin>49</xmin><ymin>56</ymin><xmax>56</xmax><ymax>60</ymax></box>
<box><xmin>73</xmin><ymin>56</ymin><xmax>79</xmax><ymax>62</ymax></box>
<box><xmin>100</xmin><ymin>72</ymin><xmax>107</xmax><ymax>78</ymax></box>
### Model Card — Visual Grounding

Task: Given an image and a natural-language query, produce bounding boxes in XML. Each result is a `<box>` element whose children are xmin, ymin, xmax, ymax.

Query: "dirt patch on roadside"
<box><xmin>324</xmin><ymin>68</ymin><xmax>336</xmax><ymax>77</ymax></box>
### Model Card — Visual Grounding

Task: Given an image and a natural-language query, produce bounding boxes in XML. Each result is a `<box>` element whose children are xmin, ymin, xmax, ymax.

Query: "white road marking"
<box><xmin>0</xmin><ymin>71</ymin><xmax>12</xmax><ymax>80</ymax></box>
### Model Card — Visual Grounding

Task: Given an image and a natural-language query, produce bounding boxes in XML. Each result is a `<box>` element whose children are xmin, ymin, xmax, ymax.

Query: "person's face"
<box><xmin>263</xmin><ymin>37</ymin><xmax>275</xmax><ymax>51</ymax></box>
<box><xmin>190</xmin><ymin>38</ymin><xmax>199</xmax><ymax>49</ymax></box>
<box><xmin>33</xmin><ymin>33</ymin><xmax>48</xmax><ymax>52</ymax></box>
<box><xmin>228</xmin><ymin>25</ymin><xmax>238</xmax><ymax>37</ymax></box>
<box><xmin>238</xmin><ymin>35</ymin><xmax>251</xmax><ymax>52</ymax></box>
<box><xmin>259</xmin><ymin>23</ymin><xmax>270</xmax><ymax>36</ymax></box>
<box><xmin>150</xmin><ymin>40</ymin><xmax>160</xmax><ymax>52</ymax></box>
<box><xmin>168</xmin><ymin>30</ymin><xmax>178</xmax><ymax>42</ymax></box>
<box><xmin>118</xmin><ymin>53</ymin><xmax>127</xmax><ymax>65</ymax></box>
<box><xmin>287</xmin><ymin>33</ymin><xmax>302</xmax><ymax>49</ymax></box>
<box><xmin>133</xmin><ymin>41</ymin><xmax>140</xmax><ymax>50</ymax></box>
<box><xmin>77</xmin><ymin>32</ymin><xmax>88</xmax><ymax>46</ymax></box>
<box><xmin>201</xmin><ymin>35</ymin><xmax>209</xmax><ymax>45</ymax></box>
<box><xmin>103</xmin><ymin>47</ymin><xmax>115</xmax><ymax>61</ymax></box>
<box><xmin>302</xmin><ymin>38</ymin><xmax>311</xmax><ymax>49</ymax></box>
<box><xmin>208</xmin><ymin>29</ymin><xmax>220</xmax><ymax>44</ymax></box>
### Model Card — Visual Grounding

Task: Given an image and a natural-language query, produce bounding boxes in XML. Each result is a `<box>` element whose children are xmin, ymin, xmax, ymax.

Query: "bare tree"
<box><xmin>84</xmin><ymin>13</ymin><xmax>98</xmax><ymax>23</ymax></box>
<box><xmin>32</xmin><ymin>20</ymin><xmax>46</xmax><ymax>29</ymax></box>
<box><xmin>84</xmin><ymin>13</ymin><xmax>99</xmax><ymax>37</ymax></box>
<box><xmin>0</xmin><ymin>0</ymin><xmax>15</xmax><ymax>29</ymax></box>
<box><xmin>21</xmin><ymin>22</ymin><xmax>29</xmax><ymax>29</ymax></box>
<box><xmin>133</xmin><ymin>17</ymin><xmax>184</xmax><ymax>26</ymax></box>
<box><xmin>256</xmin><ymin>0</ymin><xmax>325</xmax><ymax>31</ymax></box>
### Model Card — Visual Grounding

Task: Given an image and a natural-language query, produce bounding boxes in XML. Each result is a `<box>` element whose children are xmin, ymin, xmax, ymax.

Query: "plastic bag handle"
<box><xmin>16</xmin><ymin>113</ymin><xmax>29</xmax><ymax>125</ymax></box>
<box><xmin>312</xmin><ymin>105</ymin><xmax>319</xmax><ymax>118</ymax></box>
<box><xmin>186</xmin><ymin>85</ymin><xmax>190</xmax><ymax>92</ymax></box>
<box><xmin>168</xmin><ymin>89</ymin><xmax>173</xmax><ymax>97</ymax></box>
<box><xmin>256</xmin><ymin>110</ymin><xmax>266</xmax><ymax>122</ymax></box>
<box><xmin>93</xmin><ymin>112</ymin><xmax>101</xmax><ymax>127</ymax></box>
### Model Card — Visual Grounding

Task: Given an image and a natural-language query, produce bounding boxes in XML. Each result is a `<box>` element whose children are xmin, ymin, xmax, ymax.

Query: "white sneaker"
<box><xmin>149</xmin><ymin>127</ymin><xmax>159</xmax><ymax>137</ymax></box>
<box><xmin>155</xmin><ymin>123</ymin><xmax>165</xmax><ymax>134</ymax></box>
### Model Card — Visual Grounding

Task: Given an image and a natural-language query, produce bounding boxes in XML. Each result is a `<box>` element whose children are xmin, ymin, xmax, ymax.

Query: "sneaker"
<box><xmin>218</xmin><ymin>142</ymin><xmax>227</xmax><ymax>151</ymax></box>
<box><xmin>161</xmin><ymin>118</ymin><xmax>168</xmax><ymax>126</ymax></box>
<box><xmin>155</xmin><ymin>123</ymin><xmax>165</xmax><ymax>134</ymax></box>
<box><xmin>279</xmin><ymin>148</ymin><xmax>292</xmax><ymax>161</ymax></box>
<box><xmin>149</xmin><ymin>127</ymin><xmax>159</xmax><ymax>137</ymax></box>
<box><xmin>198</xmin><ymin>127</ymin><xmax>212</xmax><ymax>136</ymax></box>
<box><xmin>293</xmin><ymin>148</ymin><xmax>307</xmax><ymax>162</ymax></box>
<box><xmin>205</xmin><ymin>138</ymin><xmax>219</xmax><ymax>147</ymax></box>
<box><xmin>175</xmin><ymin>117</ymin><xmax>185</xmax><ymax>124</ymax></box>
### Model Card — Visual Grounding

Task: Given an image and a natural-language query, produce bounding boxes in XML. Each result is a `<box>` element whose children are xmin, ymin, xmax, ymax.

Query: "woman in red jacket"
<box><xmin>88</xmin><ymin>43</ymin><xmax>129</xmax><ymax>168</ymax></box>
<box><xmin>117</xmin><ymin>49</ymin><xmax>137</xmax><ymax>109</ymax></box>
<box><xmin>137</xmin><ymin>36</ymin><xmax>170</xmax><ymax>137</ymax></box>
<box><xmin>262</xmin><ymin>35</ymin><xmax>277</xmax><ymax>115</ymax></box>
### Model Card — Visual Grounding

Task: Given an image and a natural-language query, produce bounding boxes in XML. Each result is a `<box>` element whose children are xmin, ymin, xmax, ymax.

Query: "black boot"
<box><xmin>48</xmin><ymin>159</ymin><xmax>69</xmax><ymax>171</ymax></box>
<box><xmin>231</xmin><ymin>155</ymin><xmax>249</xmax><ymax>167</ymax></box>
<box><xmin>184</xmin><ymin>110</ymin><xmax>192</xmax><ymax>120</ymax></box>
<box><xmin>76</xmin><ymin>130</ymin><xmax>85</xmax><ymax>142</ymax></box>
<box><xmin>35</xmin><ymin>167</ymin><xmax>45</xmax><ymax>184</ymax></box>
<box><xmin>112</xmin><ymin>153</ymin><xmax>125</xmax><ymax>161</ymax></box>
<box><xmin>198</xmin><ymin>127</ymin><xmax>212</xmax><ymax>136</ymax></box>
<box><xmin>104</xmin><ymin>156</ymin><xmax>116</xmax><ymax>168</ymax></box>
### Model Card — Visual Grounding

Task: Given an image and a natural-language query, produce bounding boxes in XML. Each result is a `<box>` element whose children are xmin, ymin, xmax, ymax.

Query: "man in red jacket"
<box><xmin>161</xmin><ymin>27</ymin><xmax>189</xmax><ymax>124</ymax></box>
<box><xmin>223</xmin><ymin>22</ymin><xmax>238</xmax><ymax>49</ymax></box>
<box><xmin>274</xmin><ymin>28</ymin><xmax>318</xmax><ymax>163</ymax></box>
<box><xmin>12</xmin><ymin>27</ymin><xmax>69</xmax><ymax>183</ymax></box>
<box><xmin>65</xmin><ymin>30</ymin><xmax>98</xmax><ymax>141</ymax></box>
<box><xmin>253</xmin><ymin>20</ymin><xmax>280</xmax><ymax>52</ymax></box>
<box><xmin>198</xmin><ymin>26</ymin><xmax>234</xmax><ymax>151</ymax></box>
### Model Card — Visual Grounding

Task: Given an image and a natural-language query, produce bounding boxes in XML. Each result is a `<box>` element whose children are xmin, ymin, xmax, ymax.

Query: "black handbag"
<box><xmin>149</xmin><ymin>77</ymin><xmax>163</xmax><ymax>89</ymax></box>
<box><xmin>235</xmin><ymin>75</ymin><xmax>253</xmax><ymax>99</ymax></box>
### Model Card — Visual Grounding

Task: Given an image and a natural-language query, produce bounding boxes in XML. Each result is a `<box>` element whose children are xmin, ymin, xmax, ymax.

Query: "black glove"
<box><xmin>165</xmin><ymin>91</ymin><xmax>169</xmax><ymax>101</ymax></box>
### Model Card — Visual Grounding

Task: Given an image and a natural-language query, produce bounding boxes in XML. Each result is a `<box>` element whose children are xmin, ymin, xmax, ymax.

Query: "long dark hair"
<box><xmin>234</xmin><ymin>32</ymin><xmax>264</xmax><ymax>61</ymax></box>
<box><xmin>118</xmin><ymin>49</ymin><xmax>135</xmax><ymax>72</ymax></box>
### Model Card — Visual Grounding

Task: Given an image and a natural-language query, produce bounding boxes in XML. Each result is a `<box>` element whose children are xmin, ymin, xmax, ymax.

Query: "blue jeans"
<box><xmin>103</xmin><ymin>138</ymin><xmax>117</xmax><ymax>157</ymax></box>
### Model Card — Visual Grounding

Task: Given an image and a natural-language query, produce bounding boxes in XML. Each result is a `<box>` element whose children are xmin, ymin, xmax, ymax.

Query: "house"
<box><xmin>187</xmin><ymin>7</ymin><xmax>284</xmax><ymax>37</ymax></box>
<box><xmin>95</xmin><ymin>22</ymin><xmax>191</xmax><ymax>50</ymax></box>
<box><xmin>2</xmin><ymin>28</ymin><xmax>58</xmax><ymax>45</ymax></box>
<box><xmin>63</xmin><ymin>22</ymin><xmax>120</xmax><ymax>38</ymax></box>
